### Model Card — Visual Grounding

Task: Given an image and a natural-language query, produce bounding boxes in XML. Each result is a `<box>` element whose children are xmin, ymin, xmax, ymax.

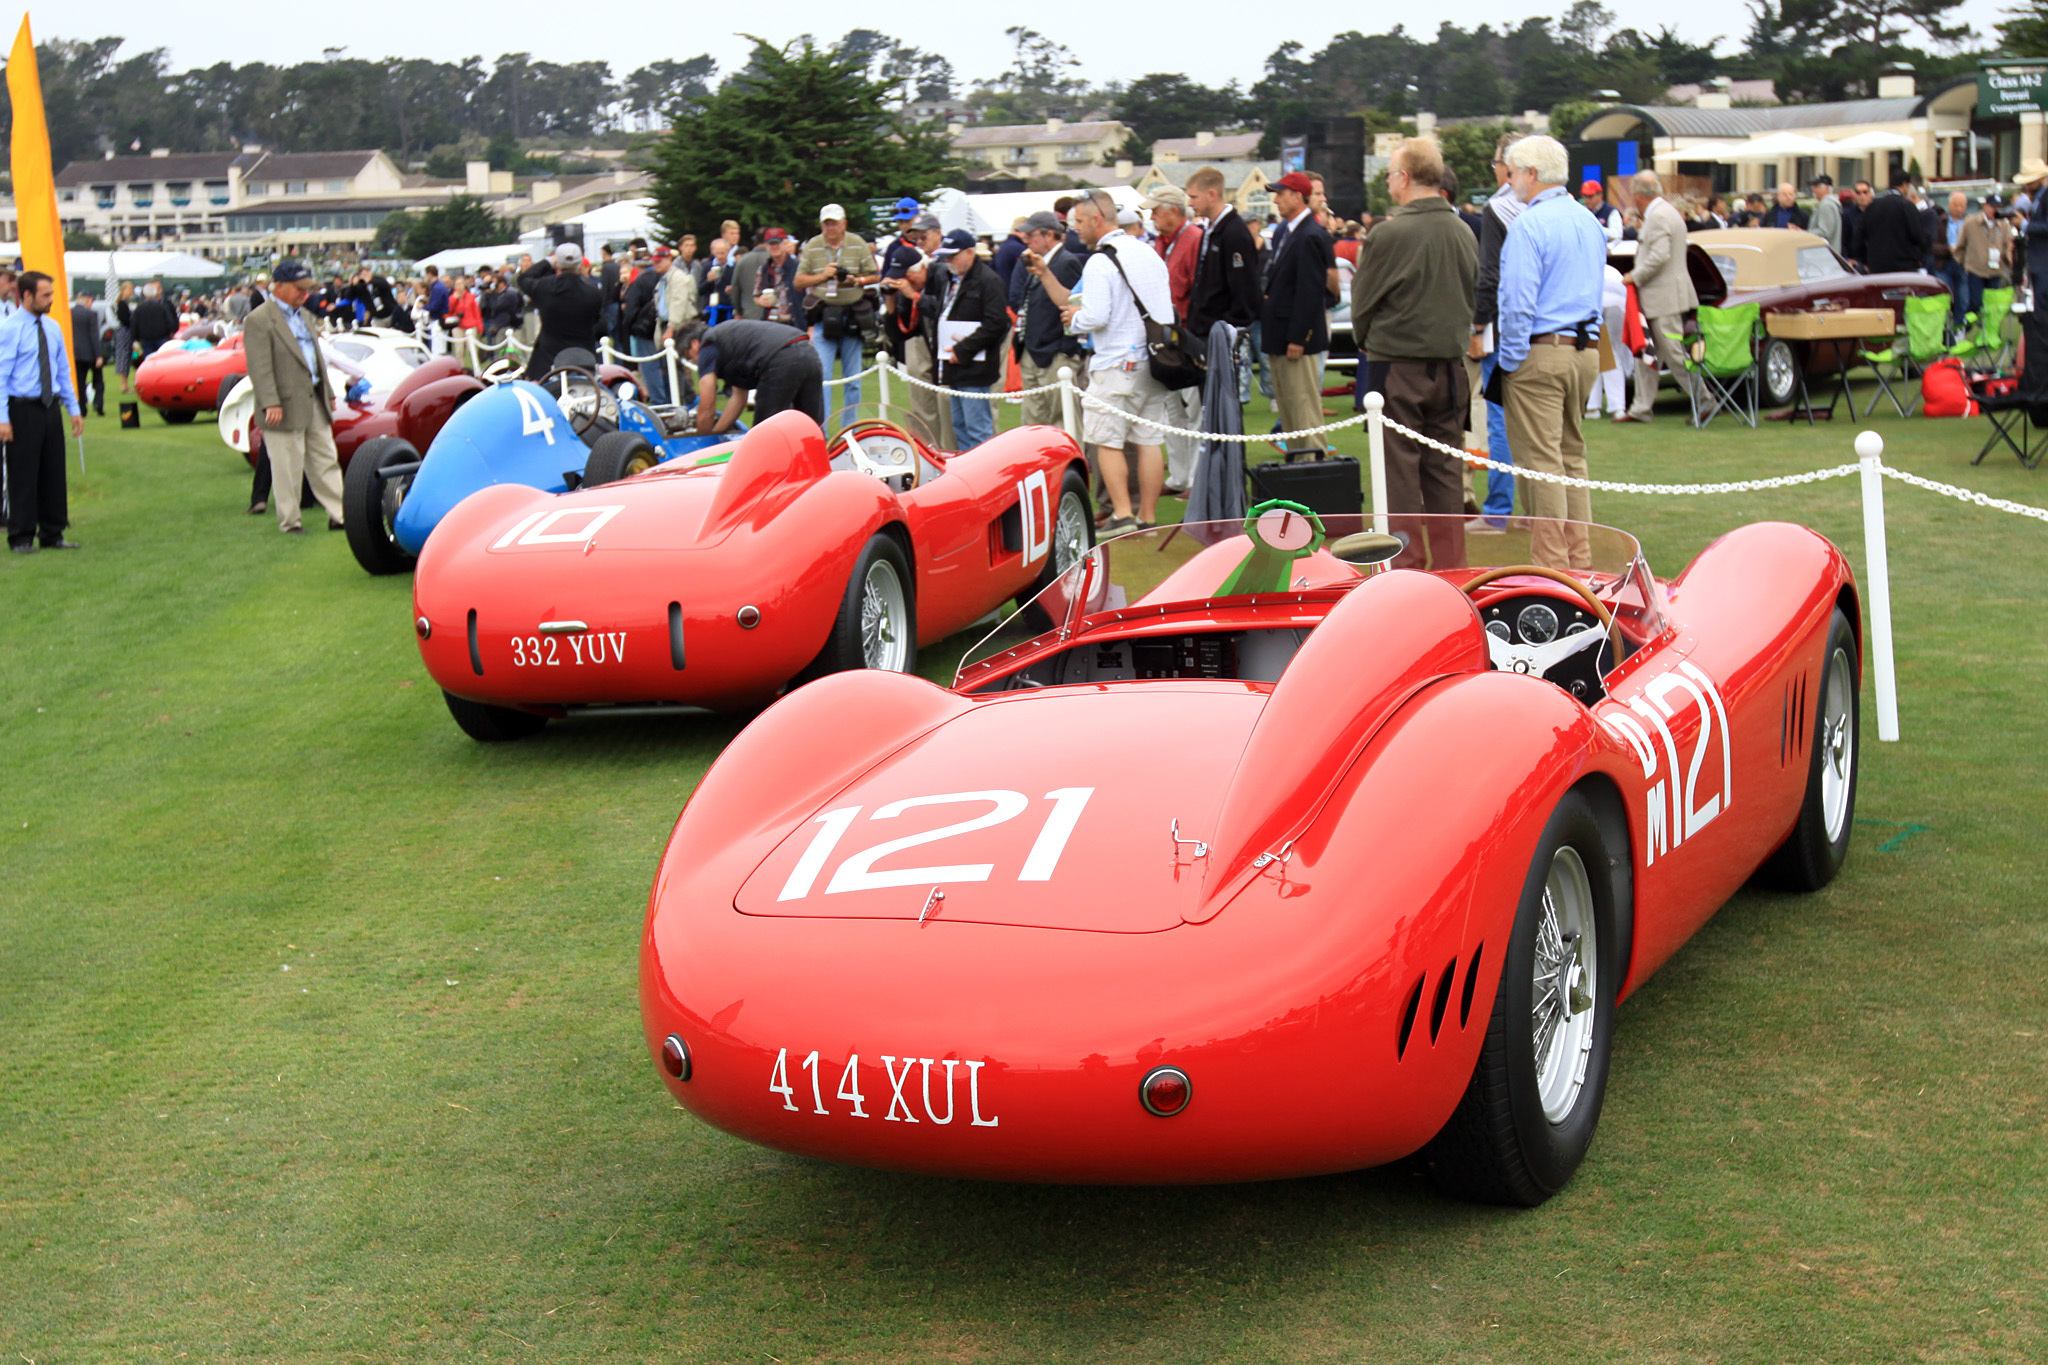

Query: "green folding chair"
<box><xmin>1685</xmin><ymin>303</ymin><xmax>1761</xmax><ymax>429</ymax></box>
<box><xmin>1862</xmin><ymin>294</ymin><xmax>1950</xmax><ymax>417</ymax></box>
<box><xmin>1949</xmin><ymin>285</ymin><xmax>2016</xmax><ymax>370</ymax></box>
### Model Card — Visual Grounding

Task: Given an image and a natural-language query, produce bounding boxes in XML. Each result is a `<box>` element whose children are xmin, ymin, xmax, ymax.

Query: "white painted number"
<box><xmin>513</xmin><ymin>384</ymin><xmax>557</xmax><ymax>445</ymax></box>
<box><xmin>490</xmin><ymin>504</ymin><xmax>625</xmax><ymax>550</ymax></box>
<box><xmin>1601</xmin><ymin>662</ymin><xmax>1733</xmax><ymax>867</ymax></box>
<box><xmin>776</xmin><ymin>788</ymin><xmax>1095</xmax><ymax>902</ymax></box>
<box><xmin>774</xmin><ymin>1051</ymin><xmax>997</xmax><ymax>1127</ymax></box>
<box><xmin>1017</xmin><ymin>469</ymin><xmax>1051</xmax><ymax>564</ymax></box>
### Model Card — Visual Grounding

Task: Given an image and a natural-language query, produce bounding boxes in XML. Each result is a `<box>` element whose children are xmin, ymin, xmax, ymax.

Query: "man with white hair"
<box><xmin>518</xmin><ymin>241</ymin><xmax>604</xmax><ymax>379</ymax></box>
<box><xmin>1146</xmin><ymin>183</ymin><xmax>1206</xmax><ymax>493</ymax></box>
<box><xmin>1493</xmin><ymin>134</ymin><xmax>1607</xmax><ymax>572</ymax></box>
<box><xmin>1621</xmin><ymin>169</ymin><xmax>1699</xmax><ymax>424</ymax></box>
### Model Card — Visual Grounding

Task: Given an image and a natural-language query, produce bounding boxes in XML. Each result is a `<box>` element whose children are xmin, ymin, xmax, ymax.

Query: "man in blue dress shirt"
<box><xmin>1494</xmin><ymin>135</ymin><xmax>1608</xmax><ymax>572</ymax></box>
<box><xmin>1</xmin><ymin>270</ymin><xmax>85</xmax><ymax>553</ymax></box>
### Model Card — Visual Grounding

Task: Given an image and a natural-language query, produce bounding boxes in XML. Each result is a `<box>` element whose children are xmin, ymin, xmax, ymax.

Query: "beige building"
<box><xmin>1152</xmin><ymin>131</ymin><xmax>1260</xmax><ymax>164</ymax></box>
<box><xmin>1134</xmin><ymin>161</ymin><xmax>1277</xmax><ymax>220</ymax></box>
<box><xmin>950</xmin><ymin>119</ymin><xmax>1131</xmax><ymax>178</ymax></box>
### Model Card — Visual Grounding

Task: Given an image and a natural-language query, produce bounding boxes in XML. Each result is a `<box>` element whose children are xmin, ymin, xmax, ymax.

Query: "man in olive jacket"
<box><xmin>1350</xmin><ymin>136</ymin><xmax>1478</xmax><ymax>570</ymax></box>
<box><xmin>244</xmin><ymin>259</ymin><xmax>344</xmax><ymax>533</ymax></box>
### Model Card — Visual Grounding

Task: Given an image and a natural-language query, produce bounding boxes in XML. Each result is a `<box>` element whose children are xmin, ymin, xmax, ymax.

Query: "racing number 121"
<box><xmin>775</xmin><ymin>787</ymin><xmax>1094</xmax><ymax>900</ymax></box>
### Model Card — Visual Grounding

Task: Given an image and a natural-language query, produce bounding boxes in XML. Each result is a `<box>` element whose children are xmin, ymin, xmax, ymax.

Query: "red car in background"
<box><xmin>219</xmin><ymin>329</ymin><xmax>486</xmax><ymax>472</ymax></box>
<box><xmin>134</xmin><ymin>332</ymin><xmax>248</xmax><ymax>423</ymax></box>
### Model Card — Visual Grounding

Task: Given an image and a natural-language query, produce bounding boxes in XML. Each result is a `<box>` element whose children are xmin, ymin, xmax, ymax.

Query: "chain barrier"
<box><xmin>1878</xmin><ymin>465</ymin><xmax>2048</xmax><ymax>524</ymax></box>
<box><xmin>889</xmin><ymin>367</ymin><xmax>1068</xmax><ymax>402</ymax></box>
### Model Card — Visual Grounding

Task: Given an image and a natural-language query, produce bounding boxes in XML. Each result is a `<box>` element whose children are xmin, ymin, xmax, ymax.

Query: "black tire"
<box><xmin>1019</xmin><ymin>468</ymin><xmax>1094</xmax><ymax>633</ymax></box>
<box><xmin>1760</xmin><ymin>337</ymin><xmax>1801</xmax><ymax>408</ymax></box>
<box><xmin>343</xmin><ymin>435</ymin><xmax>421</xmax><ymax>576</ymax></box>
<box><xmin>1754</xmin><ymin>608</ymin><xmax>1859</xmax><ymax>891</ymax></box>
<box><xmin>1424</xmin><ymin>788</ymin><xmax>1619</xmax><ymax>1206</ymax></box>
<box><xmin>793</xmin><ymin>533</ymin><xmax>915</xmax><ymax>685</ymax></box>
<box><xmin>582</xmin><ymin>430</ymin><xmax>658</xmax><ymax>487</ymax></box>
<box><xmin>213</xmin><ymin>375</ymin><xmax>241</xmax><ymax>412</ymax></box>
<box><xmin>161</xmin><ymin>408</ymin><xmax>197</xmax><ymax>424</ymax></box>
<box><xmin>443</xmin><ymin>690</ymin><xmax>548</xmax><ymax>742</ymax></box>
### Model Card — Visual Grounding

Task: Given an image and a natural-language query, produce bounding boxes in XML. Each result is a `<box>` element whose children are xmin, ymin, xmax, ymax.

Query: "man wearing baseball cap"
<box><xmin>915</xmin><ymin>228</ymin><xmax>1010</xmax><ymax>450</ymax></box>
<box><xmin>1260</xmin><ymin>170</ymin><xmax>1337</xmax><ymax>458</ymax></box>
<box><xmin>795</xmin><ymin>203</ymin><xmax>879</xmax><ymax>428</ymax></box>
<box><xmin>1145</xmin><ymin>183</ymin><xmax>1206</xmax><ymax>493</ymax></box>
<box><xmin>518</xmin><ymin>241</ymin><xmax>603</xmax><ymax>379</ymax></box>
<box><xmin>242</xmin><ymin>260</ymin><xmax>346</xmax><ymax>534</ymax></box>
<box><xmin>1580</xmin><ymin>177</ymin><xmax>1622</xmax><ymax>242</ymax></box>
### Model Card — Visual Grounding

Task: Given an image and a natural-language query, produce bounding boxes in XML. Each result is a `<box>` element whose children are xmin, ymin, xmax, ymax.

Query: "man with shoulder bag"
<box><xmin>795</xmin><ymin>203</ymin><xmax>879</xmax><ymax>429</ymax></box>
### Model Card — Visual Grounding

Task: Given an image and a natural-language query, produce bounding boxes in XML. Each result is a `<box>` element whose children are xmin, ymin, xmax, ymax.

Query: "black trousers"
<box><xmin>753</xmin><ymin>345</ymin><xmax>825</xmax><ymax>426</ymax></box>
<box><xmin>75</xmin><ymin>359</ymin><xmax>104</xmax><ymax>415</ymax></box>
<box><xmin>5</xmin><ymin>398</ymin><xmax>68</xmax><ymax>547</ymax></box>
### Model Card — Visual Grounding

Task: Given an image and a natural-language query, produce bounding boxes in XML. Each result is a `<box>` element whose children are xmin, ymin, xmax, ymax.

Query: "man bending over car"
<box><xmin>674</xmin><ymin>319</ymin><xmax>824</xmax><ymax>434</ymax></box>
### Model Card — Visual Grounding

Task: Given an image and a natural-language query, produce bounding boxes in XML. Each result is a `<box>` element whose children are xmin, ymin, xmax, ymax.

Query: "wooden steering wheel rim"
<box><xmin>1461</xmin><ymin>564</ymin><xmax>1625</xmax><ymax>663</ymax></box>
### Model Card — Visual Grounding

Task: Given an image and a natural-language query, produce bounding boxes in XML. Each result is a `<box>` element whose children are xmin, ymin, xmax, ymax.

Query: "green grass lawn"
<box><xmin>4</xmin><ymin>390</ymin><xmax>2046</xmax><ymax>1362</ymax></box>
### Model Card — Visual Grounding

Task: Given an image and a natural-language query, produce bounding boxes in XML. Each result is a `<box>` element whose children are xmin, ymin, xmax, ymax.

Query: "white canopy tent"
<box><xmin>415</xmin><ymin>243</ymin><xmax>528</xmax><ymax>275</ymax></box>
<box><xmin>57</xmin><ymin>249</ymin><xmax>225</xmax><ymax>281</ymax></box>
<box><xmin>517</xmin><ymin>196</ymin><xmax>663</xmax><ymax>254</ymax></box>
<box><xmin>1827</xmin><ymin>129</ymin><xmax>1916</xmax><ymax>153</ymax></box>
<box><xmin>1718</xmin><ymin>131</ymin><xmax>1840</xmax><ymax>163</ymax></box>
<box><xmin>929</xmin><ymin>185</ymin><xmax>1147</xmax><ymax>238</ymax></box>
<box><xmin>1652</xmin><ymin>142</ymin><xmax>1743</xmax><ymax>165</ymax></box>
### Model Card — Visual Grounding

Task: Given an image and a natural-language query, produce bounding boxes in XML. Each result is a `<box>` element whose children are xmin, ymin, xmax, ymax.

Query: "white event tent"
<box><xmin>415</xmin><ymin>243</ymin><xmax>528</xmax><ymax>275</ymax></box>
<box><xmin>928</xmin><ymin>185</ymin><xmax>1147</xmax><ymax>238</ymax></box>
<box><xmin>517</xmin><ymin>196</ymin><xmax>663</xmax><ymax>254</ymax></box>
<box><xmin>6</xmin><ymin>248</ymin><xmax>228</xmax><ymax>283</ymax></box>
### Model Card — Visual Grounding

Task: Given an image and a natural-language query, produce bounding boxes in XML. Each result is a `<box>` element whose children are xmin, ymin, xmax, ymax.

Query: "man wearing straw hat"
<box><xmin>2018</xmin><ymin>159</ymin><xmax>2048</xmax><ymax>298</ymax></box>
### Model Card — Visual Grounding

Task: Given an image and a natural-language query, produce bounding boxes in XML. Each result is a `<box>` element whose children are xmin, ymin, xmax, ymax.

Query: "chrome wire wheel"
<box><xmin>1052</xmin><ymin>488</ymin><xmax>1091</xmax><ymax>575</ymax></box>
<box><xmin>1819</xmin><ymin>643</ymin><xmax>1855</xmax><ymax>843</ymax></box>
<box><xmin>1531</xmin><ymin>845</ymin><xmax>1598</xmax><ymax>1124</ymax></box>
<box><xmin>1763</xmin><ymin>340</ymin><xmax>1798</xmax><ymax>406</ymax></box>
<box><xmin>379</xmin><ymin>471</ymin><xmax>411</xmax><ymax>535</ymax></box>
<box><xmin>860</xmin><ymin>557</ymin><xmax>910</xmax><ymax>671</ymax></box>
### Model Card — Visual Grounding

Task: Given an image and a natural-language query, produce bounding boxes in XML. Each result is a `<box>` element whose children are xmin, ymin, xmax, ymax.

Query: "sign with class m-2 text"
<box><xmin>1980</xmin><ymin>63</ymin><xmax>2048</xmax><ymax>118</ymax></box>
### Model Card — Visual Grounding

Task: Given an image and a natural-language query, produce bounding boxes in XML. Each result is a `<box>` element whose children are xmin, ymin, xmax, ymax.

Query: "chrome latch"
<box><xmin>918</xmin><ymin>886</ymin><xmax>946</xmax><ymax>925</ymax></box>
<box><xmin>1170</xmin><ymin>819</ymin><xmax>1208</xmax><ymax>860</ymax></box>
<box><xmin>1251</xmin><ymin>839</ymin><xmax>1295</xmax><ymax>870</ymax></box>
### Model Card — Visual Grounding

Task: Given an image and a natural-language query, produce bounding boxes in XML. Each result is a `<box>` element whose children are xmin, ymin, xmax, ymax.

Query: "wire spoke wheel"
<box><xmin>1531</xmin><ymin>845</ymin><xmax>1597</xmax><ymax>1124</ymax></box>
<box><xmin>1819</xmin><ymin>643</ymin><xmax>1855</xmax><ymax>843</ymax></box>
<box><xmin>1052</xmin><ymin>489</ymin><xmax>1090</xmax><ymax>576</ymax></box>
<box><xmin>860</xmin><ymin>558</ymin><xmax>909</xmax><ymax>672</ymax></box>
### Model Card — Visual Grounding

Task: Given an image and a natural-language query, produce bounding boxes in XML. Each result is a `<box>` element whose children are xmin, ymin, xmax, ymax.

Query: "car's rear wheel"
<box><xmin>582</xmin><ymin>430</ymin><xmax>658</xmax><ymax>487</ymax></box>
<box><xmin>793</xmin><ymin>533</ymin><xmax>915</xmax><ymax>684</ymax></box>
<box><xmin>1425</xmin><ymin>788</ymin><xmax>1618</xmax><ymax>1206</ymax></box>
<box><xmin>1754</xmin><ymin>607</ymin><xmax>1859</xmax><ymax>891</ymax></box>
<box><xmin>343</xmin><ymin>436</ymin><xmax>421</xmax><ymax>576</ymax></box>
<box><xmin>1761</xmin><ymin>338</ymin><xmax>1801</xmax><ymax>408</ymax></box>
<box><xmin>161</xmin><ymin>408</ymin><xmax>196</xmax><ymax>424</ymax></box>
<box><xmin>443</xmin><ymin>690</ymin><xmax>548</xmax><ymax>742</ymax></box>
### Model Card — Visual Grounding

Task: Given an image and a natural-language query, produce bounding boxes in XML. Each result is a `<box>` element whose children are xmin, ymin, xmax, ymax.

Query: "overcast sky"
<box><xmin>47</xmin><ymin>1</ymin><xmax>2009</xmax><ymax>94</ymax></box>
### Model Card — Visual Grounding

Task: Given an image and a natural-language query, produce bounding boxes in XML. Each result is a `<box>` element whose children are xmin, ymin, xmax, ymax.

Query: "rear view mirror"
<box><xmin>1329</xmin><ymin>531</ymin><xmax>1406</xmax><ymax>566</ymax></box>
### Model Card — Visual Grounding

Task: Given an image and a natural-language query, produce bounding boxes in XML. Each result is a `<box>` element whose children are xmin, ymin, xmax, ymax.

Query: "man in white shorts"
<box><xmin>1030</xmin><ymin>188</ymin><xmax>1175</xmax><ymax>534</ymax></box>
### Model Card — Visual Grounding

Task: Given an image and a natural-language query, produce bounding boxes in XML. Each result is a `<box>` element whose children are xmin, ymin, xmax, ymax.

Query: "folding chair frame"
<box><xmin>1974</xmin><ymin>403</ymin><xmax>2044</xmax><ymax>469</ymax></box>
<box><xmin>1687</xmin><ymin>308</ymin><xmax>1760</xmax><ymax>430</ymax></box>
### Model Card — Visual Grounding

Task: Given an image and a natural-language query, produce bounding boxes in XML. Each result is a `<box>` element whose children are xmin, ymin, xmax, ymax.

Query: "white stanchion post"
<box><xmin>878</xmin><ymin>352</ymin><xmax>892</xmax><ymax>410</ymax></box>
<box><xmin>464</xmin><ymin>333</ymin><xmax>480</xmax><ymax>374</ymax></box>
<box><xmin>1363</xmin><ymin>390</ymin><xmax>1390</xmax><ymax>536</ymax></box>
<box><xmin>1057</xmin><ymin>365</ymin><xmax>1079</xmax><ymax>445</ymax></box>
<box><xmin>664</xmin><ymin>342</ymin><xmax>680</xmax><ymax>407</ymax></box>
<box><xmin>1856</xmin><ymin>430</ymin><xmax>1901</xmax><ymax>742</ymax></box>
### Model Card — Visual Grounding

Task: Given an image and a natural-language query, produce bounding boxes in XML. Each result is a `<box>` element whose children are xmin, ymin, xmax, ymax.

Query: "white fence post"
<box><xmin>878</xmin><ymin>352</ymin><xmax>893</xmax><ymax>411</ymax></box>
<box><xmin>464</xmin><ymin>333</ymin><xmax>480</xmax><ymax>374</ymax></box>
<box><xmin>664</xmin><ymin>341</ymin><xmax>680</xmax><ymax>407</ymax></box>
<box><xmin>1363</xmin><ymin>390</ymin><xmax>1390</xmax><ymax>536</ymax></box>
<box><xmin>1856</xmin><ymin>430</ymin><xmax>1901</xmax><ymax>742</ymax></box>
<box><xmin>1057</xmin><ymin>365</ymin><xmax>1079</xmax><ymax>445</ymax></box>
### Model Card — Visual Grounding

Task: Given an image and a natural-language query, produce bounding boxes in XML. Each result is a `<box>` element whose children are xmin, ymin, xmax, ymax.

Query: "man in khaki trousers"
<box><xmin>244</xmin><ymin>260</ymin><xmax>343</xmax><ymax>534</ymax></box>
<box><xmin>1620</xmin><ymin>170</ymin><xmax>1699</xmax><ymax>422</ymax></box>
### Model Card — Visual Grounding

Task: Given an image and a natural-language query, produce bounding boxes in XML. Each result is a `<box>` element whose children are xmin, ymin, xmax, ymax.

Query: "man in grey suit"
<box><xmin>1808</xmin><ymin>175</ymin><xmax>1843</xmax><ymax>254</ymax></box>
<box><xmin>244</xmin><ymin>259</ymin><xmax>344</xmax><ymax>533</ymax></box>
<box><xmin>1621</xmin><ymin>171</ymin><xmax>1699</xmax><ymax>423</ymax></box>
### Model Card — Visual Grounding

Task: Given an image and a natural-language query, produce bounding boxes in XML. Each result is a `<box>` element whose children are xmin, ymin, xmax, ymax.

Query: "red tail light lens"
<box><xmin>660</xmin><ymin>1034</ymin><xmax>691</xmax><ymax>1081</ymax></box>
<box><xmin>1139</xmin><ymin>1066</ymin><xmax>1191</xmax><ymax>1117</ymax></box>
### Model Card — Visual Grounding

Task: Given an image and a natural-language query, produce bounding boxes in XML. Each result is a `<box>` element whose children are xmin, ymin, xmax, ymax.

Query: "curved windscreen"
<box><xmin>955</xmin><ymin>513</ymin><xmax>1667</xmax><ymax>688</ymax></box>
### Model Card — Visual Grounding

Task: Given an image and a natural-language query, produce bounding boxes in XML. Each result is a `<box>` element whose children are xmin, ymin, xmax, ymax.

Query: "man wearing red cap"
<box><xmin>1260</xmin><ymin>170</ymin><xmax>1337</xmax><ymax>457</ymax></box>
<box><xmin>1580</xmin><ymin>178</ymin><xmax>1623</xmax><ymax>243</ymax></box>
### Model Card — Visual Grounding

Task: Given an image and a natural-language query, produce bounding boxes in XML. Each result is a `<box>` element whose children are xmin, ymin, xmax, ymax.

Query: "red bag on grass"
<box><xmin>1919</xmin><ymin>358</ymin><xmax>1976</xmax><ymax>418</ymax></box>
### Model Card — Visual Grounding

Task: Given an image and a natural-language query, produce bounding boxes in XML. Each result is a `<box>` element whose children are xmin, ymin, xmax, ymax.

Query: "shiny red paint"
<box><xmin>412</xmin><ymin>411</ymin><xmax>1087</xmax><ymax>713</ymax></box>
<box><xmin>135</xmin><ymin>334</ymin><xmax>246</xmax><ymax>416</ymax></box>
<box><xmin>640</xmin><ymin>520</ymin><xmax>1858</xmax><ymax>1183</ymax></box>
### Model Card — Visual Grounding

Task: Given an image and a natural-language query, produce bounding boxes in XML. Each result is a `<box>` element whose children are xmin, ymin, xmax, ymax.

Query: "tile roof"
<box><xmin>1153</xmin><ymin>133</ymin><xmax>1262</xmax><ymax>159</ymax></box>
<box><xmin>241</xmin><ymin>151</ymin><xmax>383</xmax><ymax>181</ymax></box>
<box><xmin>951</xmin><ymin>121</ymin><xmax>1127</xmax><ymax>148</ymax></box>
<box><xmin>1593</xmin><ymin>98</ymin><xmax>1921</xmax><ymax>139</ymax></box>
<box><xmin>1150</xmin><ymin>160</ymin><xmax>1278</xmax><ymax>190</ymax></box>
<box><xmin>55</xmin><ymin>153</ymin><xmax>244</xmax><ymax>186</ymax></box>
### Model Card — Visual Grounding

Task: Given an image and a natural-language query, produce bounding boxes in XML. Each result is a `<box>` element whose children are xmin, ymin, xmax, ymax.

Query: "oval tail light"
<box><xmin>660</xmin><ymin>1034</ymin><xmax>691</xmax><ymax>1081</ymax></box>
<box><xmin>1139</xmin><ymin>1065</ymin><xmax>1191</xmax><ymax>1117</ymax></box>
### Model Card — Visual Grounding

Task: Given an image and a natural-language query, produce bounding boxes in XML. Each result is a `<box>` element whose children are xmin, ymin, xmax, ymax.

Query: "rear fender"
<box><xmin>1194</xmin><ymin>570</ymin><xmax>1488</xmax><ymax>920</ymax></box>
<box><xmin>701</xmin><ymin>410</ymin><xmax>834</xmax><ymax>539</ymax></box>
<box><xmin>396</xmin><ymin>373</ymin><xmax>487</xmax><ymax>450</ymax></box>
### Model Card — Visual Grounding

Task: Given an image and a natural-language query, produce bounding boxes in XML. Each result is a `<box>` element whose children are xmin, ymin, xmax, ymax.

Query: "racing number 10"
<box><xmin>776</xmin><ymin>788</ymin><xmax>1094</xmax><ymax>900</ymax></box>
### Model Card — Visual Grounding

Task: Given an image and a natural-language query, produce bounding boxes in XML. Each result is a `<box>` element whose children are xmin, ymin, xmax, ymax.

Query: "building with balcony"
<box><xmin>949</xmin><ymin>119</ymin><xmax>1131</xmax><ymax>180</ymax></box>
<box><xmin>1151</xmin><ymin>132</ymin><xmax>1261</xmax><ymax>164</ymax></box>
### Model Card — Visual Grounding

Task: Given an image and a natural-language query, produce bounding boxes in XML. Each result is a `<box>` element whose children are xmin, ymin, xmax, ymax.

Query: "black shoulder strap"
<box><xmin>1094</xmin><ymin>241</ymin><xmax>1167</xmax><ymax>328</ymax></box>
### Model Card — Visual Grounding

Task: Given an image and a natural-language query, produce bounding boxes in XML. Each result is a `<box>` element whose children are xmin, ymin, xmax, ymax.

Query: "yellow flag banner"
<box><xmin>8</xmin><ymin>14</ymin><xmax>75</xmax><ymax>368</ymax></box>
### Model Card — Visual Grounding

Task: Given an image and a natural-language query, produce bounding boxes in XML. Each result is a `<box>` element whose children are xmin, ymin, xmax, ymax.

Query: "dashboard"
<box><xmin>1474</xmin><ymin>593</ymin><xmax>1613</xmax><ymax>700</ymax></box>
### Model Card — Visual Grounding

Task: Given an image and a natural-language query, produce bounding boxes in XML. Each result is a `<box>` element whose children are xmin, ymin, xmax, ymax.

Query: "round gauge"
<box><xmin>887</xmin><ymin>443</ymin><xmax>909</xmax><ymax>465</ymax></box>
<box><xmin>1517</xmin><ymin>602</ymin><xmax>1560</xmax><ymax>644</ymax></box>
<box><xmin>1254</xmin><ymin>507</ymin><xmax>1316</xmax><ymax>551</ymax></box>
<box><xmin>1485</xmin><ymin>620</ymin><xmax>1512</xmax><ymax>641</ymax></box>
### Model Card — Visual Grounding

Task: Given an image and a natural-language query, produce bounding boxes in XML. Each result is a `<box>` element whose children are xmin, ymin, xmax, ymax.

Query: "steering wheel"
<box><xmin>835</xmin><ymin>419</ymin><xmax>923</xmax><ymax>486</ymax></box>
<box><xmin>538</xmin><ymin>365</ymin><xmax>620</xmax><ymax>442</ymax></box>
<box><xmin>1462</xmin><ymin>565</ymin><xmax>1625</xmax><ymax>681</ymax></box>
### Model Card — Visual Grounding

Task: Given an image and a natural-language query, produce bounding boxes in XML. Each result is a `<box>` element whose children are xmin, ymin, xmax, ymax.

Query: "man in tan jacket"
<box><xmin>244</xmin><ymin>260</ymin><xmax>343</xmax><ymax>533</ymax></box>
<box><xmin>1621</xmin><ymin>171</ymin><xmax>1700</xmax><ymax>423</ymax></box>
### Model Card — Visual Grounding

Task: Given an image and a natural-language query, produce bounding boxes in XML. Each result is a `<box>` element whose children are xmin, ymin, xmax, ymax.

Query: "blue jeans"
<box><xmin>628</xmin><ymin>333</ymin><xmax>670</xmax><ymax>406</ymax></box>
<box><xmin>1248</xmin><ymin>322</ymin><xmax>1273</xmax><ymax>400</ymax></box>
<box><xmin>950</xmin><ymin>387</ymin><xmax>994</xmax><ymax>450</ymax></box>
<box><xmin>812</xmin><ymin>325</ymin><xmax>863</xmax><ymax>428</ymax></box>
<box><xmin>1963</xmin><ymin>272</ymin><xmax>1988</xmax><ymax>326</ymax></box>
<box><xmin>1935</xmin><ymin>260</ymin><xmax>1968</xmax><ymax>330</ymax></box>
<box><xmin>1478</xmin><ymin>351</ymin><xmax>1514</xmax><ymax>519</ymax></box>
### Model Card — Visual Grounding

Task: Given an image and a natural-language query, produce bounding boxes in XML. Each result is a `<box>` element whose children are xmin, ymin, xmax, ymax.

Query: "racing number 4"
<box><xmin>776</xmin><ymin>788</ymin><xmax>1094</xmax><ymax>901</ymax></box>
